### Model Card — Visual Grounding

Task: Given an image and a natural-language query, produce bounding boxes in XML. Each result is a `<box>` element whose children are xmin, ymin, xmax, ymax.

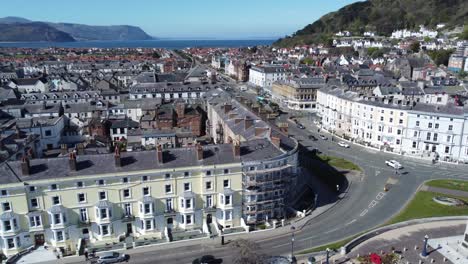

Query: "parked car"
<box><xmin>96</xmin><ymin>252</ymin><xmax>129</xmax><ymax>263</ymax></box>
<box><xmin>193</xmin><ymin>255</ymin><xmax>222</xmax><ymax>264</ymax></box>
<box><xmin>308</xmin><ymin>135</ymin><xmax>318</xmax><ymax>141</ymax></box>
<box><xmin>338</xmin><ymin>142</ymin><xmax>350</xmax><ymax>148</ymax></box>
<box><xmin>385</xmin><ymin>160</ymin><xmax>403</xmax><ymax>169</ymax></box>
<box><xmin>297</xmin><ymin>123</ymin><xmax>305</xmax><ymax>129</ymax></box>
<box><xmin>319</xmin><ymin>134</ymin><xmax>328</xmax><ymax>140</ymax></box>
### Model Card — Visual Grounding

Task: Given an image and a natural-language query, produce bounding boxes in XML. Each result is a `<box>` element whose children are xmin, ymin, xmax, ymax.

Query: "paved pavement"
<box><xmin>36</xmin><ymin>75</ymin><xmax>468</xmax><ymax>264</ymax></box>
<box><xmin>343</xmin><ymin>220</ymin><xmax>466</xmax><ymax>264</ymax></box>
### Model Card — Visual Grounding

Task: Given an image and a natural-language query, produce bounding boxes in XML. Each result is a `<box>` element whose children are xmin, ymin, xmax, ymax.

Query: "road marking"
<box><xmin>324</xmin><ymin>227</ymin><xmax>341</xmax><ymax>234</ymax></box>
<box><xmin>272</xmin><ymin>242</ymin><xmax>291</xmax><ymax>249</ymax></box>
<box><xmin>298</xmin><ymin>236</ymin><xmax>317</xmax><ymax>242</ymax></box>
<box><xmin>345</xmin><ymin>219</ymin><xmax>357</xmax><ymax>226</ymax></box>
<box><xmin>360</xmin><ymin>209</ymin><xmax>368</xmax><ymax>217</ymax></box>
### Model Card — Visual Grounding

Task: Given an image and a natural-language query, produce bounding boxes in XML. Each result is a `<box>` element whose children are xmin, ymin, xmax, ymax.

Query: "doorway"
<box><xmin>34</xmin><ymin>234</ymin><xmax>44</xmax><ymax>246</ymax></box>
<box><xmin>126</xmin><ymin>223</ymin><xmax>133</xmax><ymax>235</ymax></box>
<box><xmin>206</xmin><ymin>214</ymin><xmax>212</xmax><ymax>224</ymax></box>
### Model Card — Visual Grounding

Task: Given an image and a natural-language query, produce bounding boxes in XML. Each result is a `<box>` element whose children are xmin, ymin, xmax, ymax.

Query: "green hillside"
<box><xmin>274</xmin><ymin>0</ymin><xmax>467</xmax><ymax>47</ymax></box>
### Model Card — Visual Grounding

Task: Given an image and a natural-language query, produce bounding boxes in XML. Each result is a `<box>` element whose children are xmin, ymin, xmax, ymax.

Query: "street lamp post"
<box><xmin>326</xmin><ymin>248</ymin><xmax>330</xmax><ymax>264</ymax></box>
<box><xmin>421</xmin><ymin>235</ymin><xmax>429</xmax><ymax>257</ymax></box>
<box><xmin>290</xmin><ymin>226</ymin><xmax>296</xmax><ymax>262</ymax></box>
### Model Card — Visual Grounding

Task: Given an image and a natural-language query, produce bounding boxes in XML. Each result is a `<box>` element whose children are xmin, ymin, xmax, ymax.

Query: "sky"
<box><xmin>0</xmin><ymin>0</ymin><xmax>361</xmax><ymax>39</ymax></box>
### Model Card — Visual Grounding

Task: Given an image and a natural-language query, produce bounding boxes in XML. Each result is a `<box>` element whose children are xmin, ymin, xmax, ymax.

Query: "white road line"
<box><xmin>272</xmin><ymin>242</ymin><xmax>291</xmax><ymax>249</ymax></box>
<box><xmin>324</xmin><ymin>227</ymin><xmax>341</xmax><ymax>234</ymax></box>
<box><xmin>345</xmin><ymin>219</ymin><xmax>357</xmax><ymax>226</ymax></box>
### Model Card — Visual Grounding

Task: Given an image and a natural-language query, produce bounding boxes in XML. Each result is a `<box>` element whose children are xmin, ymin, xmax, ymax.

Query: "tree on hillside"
<box><xmin>427</xmin><ymin>49</ymin><xmax>454</xmax><ymax>66</ymax></box>
<box><xmin>460</xmin><ymin>26</ymin><xmax>468</xmax><ymax>40</ymax></box>
<box><xmin>410</xmin><ymin>41</ymin><xmax>421</xmax><ymax>53</ymax></box>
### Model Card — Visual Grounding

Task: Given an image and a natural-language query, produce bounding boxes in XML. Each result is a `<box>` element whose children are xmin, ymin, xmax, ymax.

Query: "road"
<box><xmin>59</xmin><ymin>69</ymin><xmax>468</xmax><ymax>264</ymax></box>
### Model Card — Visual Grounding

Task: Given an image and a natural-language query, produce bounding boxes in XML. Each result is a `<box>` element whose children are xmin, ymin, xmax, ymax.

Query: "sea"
<box><xmin>0</xmin><ymin>39</ymin><xmax>276</xmax><ymax>49</ymax></box>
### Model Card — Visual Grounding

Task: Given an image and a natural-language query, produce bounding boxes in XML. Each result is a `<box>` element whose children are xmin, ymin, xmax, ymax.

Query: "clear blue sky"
<box><xmin>0</xmin><ymin>0</ymin><xmax>361</xmax><ymax>39</ymax></box>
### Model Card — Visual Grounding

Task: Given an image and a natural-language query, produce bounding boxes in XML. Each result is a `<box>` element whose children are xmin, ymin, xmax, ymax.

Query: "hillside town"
<box><xmin>0</xmin><ymin>24</ymin><xmax>467</xmax><ymax>263</ymax></box>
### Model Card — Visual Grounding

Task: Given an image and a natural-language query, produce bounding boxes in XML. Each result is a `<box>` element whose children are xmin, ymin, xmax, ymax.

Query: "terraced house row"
<box><xmin>0</xmin><ymin>90</ymin><xmax>299</xmax><ymax>257</ymax></box>
<box><xmin>318</xmin><ymin>87</ymin><xmax>468</xmax><ymax>163</ymax></box>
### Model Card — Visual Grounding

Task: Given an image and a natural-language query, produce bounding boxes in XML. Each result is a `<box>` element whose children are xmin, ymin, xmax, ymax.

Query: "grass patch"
<box><xmin>297</xmin><ymin>235</ymin><xmax>358</xmax><ymax>254</ymax></box>
<box><xmin>387</xmin><ymin>191</ymin><xmax>468</xmax><ymax>225</ymax></box>
<box><xmin>317</xmin><ymin>154</ymin><xmax>361</xmax><ymax>171</ymax></box>
<box><xmin>426</xmin><ymin>179</ymin><xmax>468</xmax><ymax>192</ymax></box>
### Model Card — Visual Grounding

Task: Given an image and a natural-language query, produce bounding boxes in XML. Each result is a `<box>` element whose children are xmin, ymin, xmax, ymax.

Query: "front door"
<box><xmin>126</xmin><ymin>223</ymin><xmax>133</xmax><ymax>235</ymax></box>
<box><xmin>34</xmin><ymin>234</ymin><xmax>44</xmax><ymax>246</ymax></box>
<box><xmin>207</xmin><ymin>214</ymin><xmax>212</xmax><ymax>224</ymax></box>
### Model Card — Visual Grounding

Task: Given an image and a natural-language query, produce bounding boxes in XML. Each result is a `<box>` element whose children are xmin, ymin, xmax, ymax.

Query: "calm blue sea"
<box><xmin>0</xmin><ymin>39</ymin><xmax>275</xmax><ymax>49</ymax></box>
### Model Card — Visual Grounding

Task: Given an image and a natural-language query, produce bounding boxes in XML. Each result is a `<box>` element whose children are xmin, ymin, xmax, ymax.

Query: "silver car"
<box><xmin>97</xmin><ymin>252</ymin><xmax>129</xmax><ymax>263</ymax></box>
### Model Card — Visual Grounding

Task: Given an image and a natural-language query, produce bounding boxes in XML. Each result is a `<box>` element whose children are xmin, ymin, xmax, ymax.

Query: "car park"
<box><xmin>385</xmin><ymin>160</ymin><xmax>402</xmax><ymax>169</ymax></box>
<box><xmin>338</xmin><ymin>142</ymin><xmax>350</xmax><ymax>148</ymax></box>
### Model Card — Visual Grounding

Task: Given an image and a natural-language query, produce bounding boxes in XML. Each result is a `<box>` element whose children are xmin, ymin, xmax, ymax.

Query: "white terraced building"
<box><xmin>317</xmin><ymin>87</ymin><xmax>468</xmax><ymax>162</ymax></box>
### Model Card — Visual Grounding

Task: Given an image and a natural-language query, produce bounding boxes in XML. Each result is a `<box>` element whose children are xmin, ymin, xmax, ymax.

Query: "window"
<box><xmin>142</xmin><ymin>175</ymin><xmax>148</xmax><ymax>182</ymax></box>
<box><xmin>184</xmin><ymin>183</ymin><xmax>191</xmax><ymax>191</ymax></box>
<box><xmin>76</xmin><ymin>181</ymin><xmax>84</xmax><ymax>188</ymax></box>
<box><xmin>449</xmin><ymin>125</ymin><xmax>453</xmax><ymax>131</ymax></box>
<box><xmin>428</xmin><ymin>123</ymin><xmax>433</xmax><ymax>128</ymax></box>
<box><xmin>2</xmin><ymin>202</ymin><xmax>11</xmax><ymax>211</ymax></box>
<box><xmin>53</xmin><ymin>213</ymin><xmax>61</xmax><ymax>224</ymax></box>
<box><xmin>186</xmin><ymin>215</ymin><xmax>192</xmax><ymax>225</ymax></box>
<box><xmin>100</xmin><ymin>208</ymin><xmax>108</xmax><ymax>219</ymax></box>
<box><xmin>206</xmin><ymin>170</ymin><xmax>212</xmax><ymax>176</ymax></box>
<box><xmin>52</xmin><ymin>196</ymin><xmax>60</xmax><ymax>205</ymax></box>
<box><xmin>6</xmin><ymin>238</ymin><xmax>14</xmax><ymax>249</ymax></box>
<box><xmin>143</xmin><ymin>187</ymin><xmax>150</xmax><ymax>196</ymax></box>
<box><xmin>224</xmin><ymin>169</ymin><xmax>229</xmax><ymax>174</ymax></box>
<box><xmin>447</xmin><ymin>135</ymin><xmax>451</xmax><ymax>142</ymax></box>
<box><xmin>165</xmin><ymin>173</ymin><xmax>171</xmax><ymax>179</ymax></box>
<box><xmin>249</xmin><ymin>166</ymin><xmax>255</xmax><ymax>171</ymax></box>
<box><xmin>166</xmin><ymin>199</ymin><xmax>173</xmax><ymax>212</ymax></box>
<box><xmin>29</xmin><ymin>215</ymin><xmax>41</xmax><ymax>227</ymax></box>
<box><xmin>399</xmin><ymin>119</ymin><xmax>403</xmax><ymax>124</ymax></box>
<box><xmin>389</xmin><ymin>118</ymin><xmax>393</xmax><ymax>123</ymax></box>
<box><xmin>205</xmin><ymin>181</ymin><xmax>212</xmax><ymax>190</ymax></box>
<box><xmin>77</xmin><ymin>193</ymin><xmax>86</xmax><ymax>203</ymax></box>
<box><xmin>29</xmin><ymin>186</ymin><xmax>36</xmax><ymax>192</ymax></box>
<box><xmin>30</xmin><ymin>198</ymin><xmax>38</xmax><ymax>208</ymax></box>
<box><xmin>101</xmin><ymin>225</ymin><xmax>109</xmax><ymax>236</ymax></box>
<box><xmin>416</xmin><ymin>121</ymin><xmax>420</xmax><ymax>127</ymax></box>
<box><xmin>412</xmin><ymin>142</ymin><xmax>417</xmax><ymax>148</ymax></box>
<box><xmin>397</xmin><ymin>129</ymin><xmax>402</xmax><ymax>135</ymax></box>
<box><xmin>435</xmin><ymin>123</ymin><xmax>439</xmax><ymax>129</ymax></box>
<box><xmin>3</xmin><ymin>220</ymin><xmax>11</xmax><ymax>231</ymax></box>
<box><xmin>225</xmin><ymin>195</ymin><xmax>231</xmax><ymax>205</ymax></box>
<box><xmin>143</xmin><ymin>203</ymin><xmax>151</xmax><ymax>214</ymax></box>
<box><xmin>98</xmin><ymin>191</ymin><xmax>106</xmax><ymax>200</ymax></box>
<box><xmin>223</xmin><ymin>180</ymin><xmax>230</xmax><ymax>188</ymax></box>
<box><xmin>80</xmin><ymin>208</ymin><xmax>88</xmax><ymax>222</ymax></box>
<box><xmin>122</xmin><ymin>177</ymin><xmax>129</xmax><ymax>183</ymax></box>
<box><xmin>145</xmin><ymin>219</ymin><xmax>152</xmax><ymax>230</ymax></box>
<box><xmin>206</xmin><ymin>195</ymin><xmax>213</xmax><ymax>208</ymax></box>
<box><xmin>0</xmin><ymin>190</ymin><xmax>7</xmax><ymax>196</ymax></box>
<box><xmin>224</xmin><ymin>210</ymin><xmax>232</xmax><ymax>220</ymax></box>
<box><xmin>123</xmin><ymin>189</ymin><xmax>131</xmax><ymax>198</ymax></box>
<box><xmin>50</xmin><ymin>184</ymin><xmax>58</xmax><ymax>190</ymax></box>
<box><xmin>165</xmin><ymin>184</ymin><xmax>172</xmax><ymax>194</ymax></box>
<box><xmin>445</xmin><ymin>147</ymin><xmax>450</xmax><ymax>154</ymax></box>
<box><xmin>97</xmin><ymin>179</ymin><xmax>105</xmax><ymax>186</ymax></box>
<box><xmin>413</xmin><ymin>131</ymin><xmax>418</xmax><ymax>137</ymax></box>
<box><xmin>396</xmin><ymin>139</ymin><xmax>401</xmax><ymax>145</ymax></box>
<box><xmin>124</xmin><ymin>203</ymin><xmax>132</xmax><ymax>216</ymax></box>
<box><xmin>426</xmin><ymin>132</ymin><xmax>431</xmax><ymax>141</ymax></box>
<box><xmin>184</xmin><ymin>171</ymin><xmax>190</xmax><ymax>177</ymax></box>
<box><xmin>185</xmin><ymin>199</ymin><xmax>192</xmax><ymax>209</ymax></box>
<box><xmin>433</xmin><ymin>133</ymin><xmax>438</xmax><ymax>141</ymax></box>
<box><xmin>380</xmin><ymin>117</ymin><xmax>384</xmax><ymax>121</ymax></box>
<box><xmin>45</xmin><ymin>130</ymin><xmax>52</xmax><ymax>136</ymax></box>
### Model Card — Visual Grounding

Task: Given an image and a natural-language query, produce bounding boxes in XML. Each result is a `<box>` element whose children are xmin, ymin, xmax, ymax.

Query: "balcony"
<box><xmin>121</xmin><ymin>214</ymin><xmax>135</xmax><ymax>222</ymax></box>
<box><xmin>203</xmin><ymin>206</ymin><xmax>216</xmax><ymax>212</ymax></box>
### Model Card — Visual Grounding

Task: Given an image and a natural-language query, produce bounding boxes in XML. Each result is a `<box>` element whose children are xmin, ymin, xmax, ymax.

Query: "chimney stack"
<box><xmin>114</xmin><ymin>146</ymin><xmax>121</xmax><ymax>167</ymax></box>
<box><xmin>60</xmin><ymin>144</ymin><xmax>68</xmax><ymax>155</ymax></box>
<box><xmin>156</xmin><ymin>145</ymin><xmax>163</xmax><ymax>164</ymax></box>
<box><xmin>21</xmin><ymin>156</ymin><xmax>30</xmax><ymax>176</ymax></box>
<box><xmin>69</xmin><ymin>152</ymin><xmax>77</xmax><ymax>171</ymax></box>
<box><xmin>233</xmin><ymin>141</ymin><xmax>241</xmax><ymax>157</ymax></box>
<box><xmin>255</xmin><ymin>127</ymin><xmax>269</xmax><ymax>137</ymax></box>
<box><xmin>224</xmin><ymin>104</ymin><xmax>232</xmax><ymax>114</ymax></box>
<box><xmin>176</xmin><ymin>102</ymin><xmax>185</xmax><ymax>119</ymax></box>
<box><xmin>76</xmin><ymin>143</ymin><xmax>85</xmax><ymax>155</ymax></box>
<box><xmin>196</xmin><ymin>143</ymin><xmax>204</xmax><ymax>161</ymax></box>
<box><xmin>271</xmin><ymin>136</ymin><xmax>281</xmax><ymax>148</ymax></box>
<box><xmin>244</xmin><ymin>117</ymin><xmax>254</xmax><ymax>130</ymax></box>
